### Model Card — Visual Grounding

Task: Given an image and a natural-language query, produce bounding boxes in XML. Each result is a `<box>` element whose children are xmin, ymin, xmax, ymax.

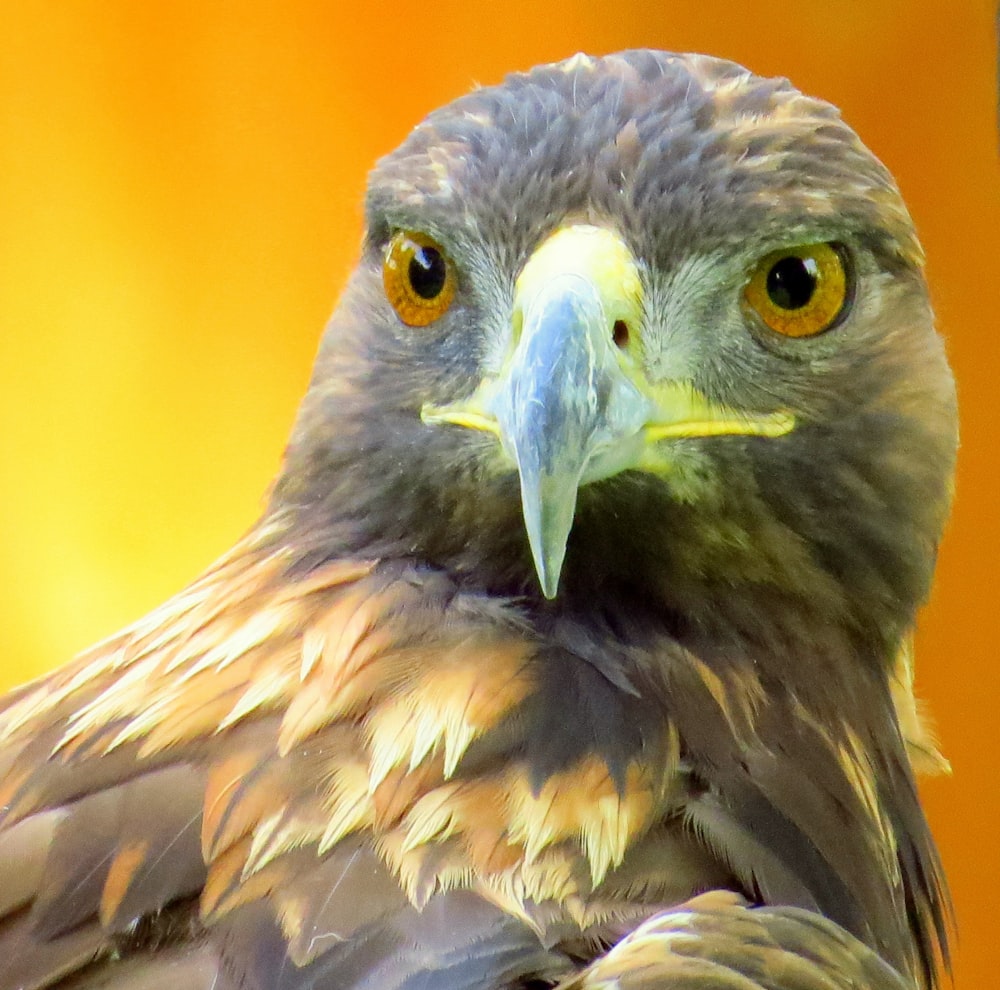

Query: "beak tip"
<box><xmin>529</xmin><ymin>539</ymin><xmax>566</xmax><ymax>600</ymax></box>
<box><xmin>540</xmin><ymin>571</ymin><xmax>560</xmax><ymax>600</ymax></box>
<box><xmin>523</xmin><ymin>493</ymin><xmax>572</xmax><ymax>601</ymax></box>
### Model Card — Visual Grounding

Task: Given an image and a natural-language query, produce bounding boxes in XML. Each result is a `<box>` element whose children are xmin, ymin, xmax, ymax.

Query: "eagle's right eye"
<box><xmin>383</xmin><ymin>231</ymin><xmax>456</xmax><ymax>326</ymax></box>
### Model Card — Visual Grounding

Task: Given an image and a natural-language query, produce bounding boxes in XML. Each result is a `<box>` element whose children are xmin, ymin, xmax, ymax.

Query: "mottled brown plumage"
<box><xmin>0</xmin><ymin>50</ymin><xmax>954</xmax><ymax>990</ymax></box>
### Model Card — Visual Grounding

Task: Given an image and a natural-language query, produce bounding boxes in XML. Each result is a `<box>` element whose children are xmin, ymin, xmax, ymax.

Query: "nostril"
<box><xmin>612</xmin><ymin>320</ymin><xmax>630</xmax><ymax>349</ymax></box>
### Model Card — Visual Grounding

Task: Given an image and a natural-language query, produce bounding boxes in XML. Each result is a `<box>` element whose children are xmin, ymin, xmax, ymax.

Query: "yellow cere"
<box><xmin>421</xmin><ymin>224</ymin><xmax>646</xmax><ymax>435</ymax></box>
<box><xmin>513</xmin><ymin>224</ymin><xmax>644</xmax><ymax>338</ymax></box>
<box><xmin>743</xmin><ymin>242</ymin><xmax>848</xmax><ymax>338</ymax></box>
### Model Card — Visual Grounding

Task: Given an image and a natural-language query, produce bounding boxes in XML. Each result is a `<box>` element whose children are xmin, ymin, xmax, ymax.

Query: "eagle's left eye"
<box><xmin>744</xmin><ymin>242</ymin><xmax>851</xmax><ymax>338</ymax></box>
<box><xmin>383</xmin><ymin>231</ymin><xmax>457</xmax><ymax>326</ymax></box>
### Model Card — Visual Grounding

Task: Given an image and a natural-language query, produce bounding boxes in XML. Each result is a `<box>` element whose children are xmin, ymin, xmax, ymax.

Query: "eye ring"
<box><xmin>744</xmin><ymin>242</ymin><xmax>852</xmax><ymax>338</ymax></box>
<box><xmin>383</xmin><ymin>231</ymin><xmax>456</xmax><ymax>326</ymax></box>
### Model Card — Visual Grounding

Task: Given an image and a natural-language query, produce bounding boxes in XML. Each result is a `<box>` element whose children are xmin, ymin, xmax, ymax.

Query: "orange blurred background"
<box><xmin>1</xmin><ymin>2</ymin><xmax>996</xmax><ymax>985</ymax></box>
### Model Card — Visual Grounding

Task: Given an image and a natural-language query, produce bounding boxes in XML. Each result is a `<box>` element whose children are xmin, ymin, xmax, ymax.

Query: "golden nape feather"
<box><xmin>1</xmin><ymin>48</ymin><xmax>955</xmax><ymax>990</ymax></box>
<box><xmin>891</xmin><ymin>637</ymin><xmax>950</xmax><ymax>777</ymax></box>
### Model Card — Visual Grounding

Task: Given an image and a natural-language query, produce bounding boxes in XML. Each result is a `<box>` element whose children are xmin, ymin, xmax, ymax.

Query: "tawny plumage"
<box><xmin>0</xmin><ymin>50</ymin><xmax>955</xmax><ymax>990</ymax></box>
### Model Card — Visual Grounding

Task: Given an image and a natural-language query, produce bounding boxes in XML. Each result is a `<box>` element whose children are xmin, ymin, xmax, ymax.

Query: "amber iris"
<box><xmin>383</xmin><ymin>231</ymin><xmax>456</xmax><ymax>326</ymax></box>
<box><xmin>744</xmin><ymin>242</ymin><xmax>850</xmax><ymax>338</ymax></box>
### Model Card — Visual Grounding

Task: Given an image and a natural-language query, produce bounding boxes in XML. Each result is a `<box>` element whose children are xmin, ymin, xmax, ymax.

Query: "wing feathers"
<box><xmin>0</xmin><ymin>811</ymin><xmax>58</xmax><ymax>918</ymax></box>
<box><xmin>99</xmin><ymin>766</ymin><xmax>207</xmax><ymax>929</ymax></box>
<box><xmin>60</xmin><ymin>944</ymin><xmax>220</xmax><ymax>990</ymax></box>
<box><xmin>0</xmin><ymin>542</ymin><xmax>945</xmax><ymax>988</ymax></box>
<box><xmin>0</xmin><ymin>910</ymin><xmax>106</xmax><ymax>990</ymax></box>
<box><xmin>274</xmin><ymin>836</ymin><xmax>408</xmax><ymax>966</ymax></box>
<box><xmin>31</xmin><ymin>787</ymin><xmax>122</xmax><ymax>939</ymax></box>
<box><xmin>562</xmin><ymin>892</ymin><xmax>910</xmax><ymax>990</ymax></box>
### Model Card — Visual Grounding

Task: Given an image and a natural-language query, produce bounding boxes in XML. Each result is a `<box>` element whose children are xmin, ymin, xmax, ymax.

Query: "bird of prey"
<box><xmin>0</xmin><ymin>50</ymin><xmax>955</xmax><ymax>990</ymax></box>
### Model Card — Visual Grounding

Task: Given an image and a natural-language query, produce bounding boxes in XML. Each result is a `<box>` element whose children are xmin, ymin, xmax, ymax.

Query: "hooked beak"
<box><xmin>422</xmin><ymin>225</ymin><xmax>793</xmax><ymax>598</ymax></box>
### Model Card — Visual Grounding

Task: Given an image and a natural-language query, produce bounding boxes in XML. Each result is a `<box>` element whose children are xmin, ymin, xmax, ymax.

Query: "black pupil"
<box><xmin>408</xmin><ymin>245</ymin><xmax>447</xmax><ymax>300</ymax></box>
<box><xmin>766</xmin><ymin>255</ymin><xmax>818</xmax><ymax>310</ymax></box>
